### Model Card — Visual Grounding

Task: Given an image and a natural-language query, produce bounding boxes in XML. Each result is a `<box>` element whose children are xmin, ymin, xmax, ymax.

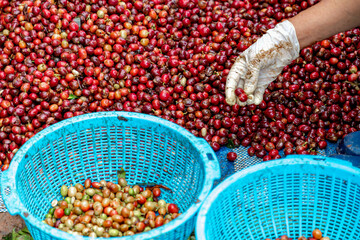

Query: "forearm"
<box><xmin>289</xmin><ymin>0</ymin><xmax>360</xmax><ymax>49</ymax></box>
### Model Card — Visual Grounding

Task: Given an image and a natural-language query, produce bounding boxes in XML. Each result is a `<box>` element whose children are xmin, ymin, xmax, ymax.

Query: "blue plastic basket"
<box><xmin>1</xmin><ymin>112</ymin><xmax>220</xmax><ymax>240</ymax></box>
<box><xmin>196</xmin><ymin>155</ymin><xmax>360</xmax><ymax>240</ymax></box>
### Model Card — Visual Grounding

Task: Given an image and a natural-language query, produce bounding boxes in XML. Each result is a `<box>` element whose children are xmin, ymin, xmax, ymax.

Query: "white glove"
<box><xmin>225</xmin><ymin>20</ymin><xmax>300</xmax><ymax>106</ymax></box>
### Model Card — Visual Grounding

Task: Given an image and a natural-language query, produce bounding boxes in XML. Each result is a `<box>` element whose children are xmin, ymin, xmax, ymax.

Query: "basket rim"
<box><xmin>195</xmin><ymin>155</ymin><xmax>360</xmax><ymax>239</ymax></box>
<box><xmin>1</xmin><ymin>112</ymin><xmax>220</xmax><ymax>240</ymax></box>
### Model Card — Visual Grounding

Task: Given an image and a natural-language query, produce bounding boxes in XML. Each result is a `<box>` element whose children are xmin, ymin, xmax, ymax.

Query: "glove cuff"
<box><xmin>273</xmin><ymin>20</ymin><xmax>300</xmax><ymax>59</ymax></box>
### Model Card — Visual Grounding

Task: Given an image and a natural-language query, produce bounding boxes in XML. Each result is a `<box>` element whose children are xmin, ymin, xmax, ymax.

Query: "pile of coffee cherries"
<box><xmin>1</xmin><ymin>0</ymin><xmax>360</xmax><ymax>170</ymax></box>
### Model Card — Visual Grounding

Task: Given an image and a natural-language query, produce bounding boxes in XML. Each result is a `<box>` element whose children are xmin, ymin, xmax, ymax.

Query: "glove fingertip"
<box><xmin>226</xmin><ymin>97</ymin><xmax>235</xmax><ymax>106</ymax></box>
<box><xmin>253</xmin><ymin>86</ymin><xmax>267</xmax><ymax>105</ymax></box>
<box><xmin>246</xmin><ymin>94</ymin><xmax>255</xmax><ymax>105</ymax></box>
<box><xmin>238</xmin><ymin>100</ymin><xmax>246</xmax><ymax>107</ymax></box>
<box><xmin>254</xmin><ymin>97</ymin><xmax>263</xmax><ymax>105</ymax></box>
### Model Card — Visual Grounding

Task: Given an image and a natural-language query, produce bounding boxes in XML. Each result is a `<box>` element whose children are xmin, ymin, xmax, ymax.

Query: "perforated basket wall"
<box><xmin>1</xmin><ymin>112</ymin><xmax>220</xmax><ymax>240</ymax></box>
<box><xmin>0</xmin><ymin>171</ymin><xmax>6</xmax><ymax>213</ymax></box>
<box><xmin>196</xmin><ymin>156</ymin><xmax>360</xmax><ymax>240</ymax></box>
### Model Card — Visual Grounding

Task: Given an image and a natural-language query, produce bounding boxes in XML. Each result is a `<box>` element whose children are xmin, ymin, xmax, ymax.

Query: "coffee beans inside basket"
<box><xmin>43</xmin><ymin>177</ymin><xmax>180</xmax><ymax>237</ymax></box>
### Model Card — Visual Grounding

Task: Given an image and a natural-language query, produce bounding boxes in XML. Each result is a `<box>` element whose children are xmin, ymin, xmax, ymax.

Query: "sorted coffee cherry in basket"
<box><xmin>43</xmin><ymin>169</ymin><xmax>180</xmax><ymax>238</ymax></box>
<box><xmin>264</xmin><ymin>229</ymin><xmax>330</xmax><ymax>240</ymax></box>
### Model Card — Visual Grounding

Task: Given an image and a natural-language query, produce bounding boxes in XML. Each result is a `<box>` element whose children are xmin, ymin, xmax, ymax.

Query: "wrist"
<box><xmin>289</xmin><ymin>17</ymin><xmax>313</xmax><ymax>49</ymax></box>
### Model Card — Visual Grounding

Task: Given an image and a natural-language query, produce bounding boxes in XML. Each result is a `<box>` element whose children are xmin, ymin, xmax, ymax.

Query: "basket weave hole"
<box><xmin>4</xmin><ymin>187</ymin><xmax>10</xmax><ymax>196</ymax></box>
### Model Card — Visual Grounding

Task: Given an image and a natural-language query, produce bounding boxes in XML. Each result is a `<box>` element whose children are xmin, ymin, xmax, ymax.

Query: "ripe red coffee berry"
<box><xmin>227</xmin><ymin>152</ymin><xmax>237</xmax><ymax>162</ymax></box>
<box><xmin>235</xmin><ymin>88</ymin><xmax>248</xmax><ymax>102</ymax></box>
<box><xmin>238</xmin><ymin>93</ymin><xmax>248</xmax><ymax>102</ymax></box>
<box><xmin>54</xmin><ymin>208</ymin><xmax>64</xmax><ymax>219</ymax></box>
<box><xmin>159</xmin><ymin>90</ymin><xmax>170</xmax><ymax>101</ymax></box>
<box><xmin>318</xmin><ymin>141</ymin><xmax>327</xmax><ymax>149</ymax></box>
<box><xmin>263</xmin><ymin>155</ymin><xmax>272</xmax><ymax>161</ymax></box>
<box><xmin>235</xmin><ymin>88</ymin><xmax>245</xmax><ymax>96</ymax></box>
<box><xmin>168</xmin><ymin>203</ymin><xmax>179</xmax><ymax>213</ymax></box>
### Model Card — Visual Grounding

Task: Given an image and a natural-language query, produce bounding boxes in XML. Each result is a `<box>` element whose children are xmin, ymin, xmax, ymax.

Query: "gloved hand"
<box><xmin>225</xmin><ymin>20</ymin><xmax>300</xmax><ymax>106</ymax></box>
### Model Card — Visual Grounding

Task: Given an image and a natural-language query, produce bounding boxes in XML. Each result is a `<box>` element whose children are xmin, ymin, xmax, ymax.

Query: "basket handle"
<box><xmin>196</xmin><ymin>138</ymin><xmax>221</xmax><ymax>181</ymax></box>
<box><xmin>1</xmin><ymin>161</ymin><xmax>24</xmax><ymax>215</ymax></box>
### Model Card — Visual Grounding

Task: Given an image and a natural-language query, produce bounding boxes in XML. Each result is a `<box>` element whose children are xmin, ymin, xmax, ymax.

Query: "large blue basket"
<box><xmin>1</xmin><ymin>112</ymin><xmax>220</xmax><ymax>240</ymax></box>
<box><xmin>196</xmin><ymin>155</ymin><xmax>360</xmax><ymax>240</ymax></box>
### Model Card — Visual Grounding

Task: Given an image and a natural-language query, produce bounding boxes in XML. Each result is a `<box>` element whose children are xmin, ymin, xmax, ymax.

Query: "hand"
<box><xmin>225</xmin><ymin>20</ymin><xmax>300</xmax><ymax>106</ymax></box>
